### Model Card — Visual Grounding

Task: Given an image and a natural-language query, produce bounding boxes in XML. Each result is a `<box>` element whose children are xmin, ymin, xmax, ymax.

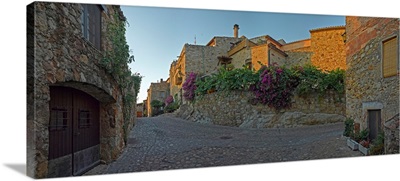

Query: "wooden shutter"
<box><xmin>87</xmin><ymin>5</ymin><xmax>102</xmax><ymax>50</ymax></box>
<box><xmin>383</xmin><ymin>36</ymin><xmax>398</xmax><ymax>78</ymax></box>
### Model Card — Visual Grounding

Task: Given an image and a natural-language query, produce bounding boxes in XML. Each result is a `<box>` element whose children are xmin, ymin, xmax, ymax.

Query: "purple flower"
<box><xmin>182</xmin><ymin>72</ymin><xmax>197</xmax><ymax>101</ymax></box>
<box><xmin>276</xmin><ymin>68</ymin><xmax>283</xmax><ymax>75</ymax></box>
<box><xmin>165</xmin><ymin>95</ymin><xmax>173</xmax><ymax>106</ymax></box>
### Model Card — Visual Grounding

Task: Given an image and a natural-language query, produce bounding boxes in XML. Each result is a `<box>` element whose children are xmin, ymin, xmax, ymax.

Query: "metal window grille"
<box><xmin>49</xmin><ymin>109</ymin><xmax>68</xmax><ymax>131</ymax></box>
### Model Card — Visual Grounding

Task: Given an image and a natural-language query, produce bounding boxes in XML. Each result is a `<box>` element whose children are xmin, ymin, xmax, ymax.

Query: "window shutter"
<box><xmin>383</xmin><ymin>36</ymin><xmax>398</xmax><ymax>78</ymax></box>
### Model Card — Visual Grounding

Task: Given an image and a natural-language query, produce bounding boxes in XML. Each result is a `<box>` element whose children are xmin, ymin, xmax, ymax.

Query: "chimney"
<box><xmin>233</xmin><ymin>24</ymin><xmax>239</xmax><ymax>38</ymax></box>
<box><xmin>160</xmin><ymin>78</ymin><xmax>163</xmax><ymax>83</ymax></box>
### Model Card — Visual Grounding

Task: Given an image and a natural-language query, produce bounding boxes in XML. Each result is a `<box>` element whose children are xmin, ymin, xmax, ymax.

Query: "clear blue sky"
<box><xmin>120</xmin><ymin>5</ymin><xmax>345</xmax><ymax>104</ymax></box>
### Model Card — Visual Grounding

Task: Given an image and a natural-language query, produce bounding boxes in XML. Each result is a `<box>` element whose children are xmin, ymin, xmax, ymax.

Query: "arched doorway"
<box><xmin>48</xmin><ymin>86</ymin><xmax>100</xmax><ymax>176</ymax></box>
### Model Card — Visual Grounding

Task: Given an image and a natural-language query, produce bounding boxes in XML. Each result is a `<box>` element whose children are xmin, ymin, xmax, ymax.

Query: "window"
<box><xmin>81</xmin><ymin>4</ymin><xmax>102</xmax><ymax>50</ymax></box>
<box><xmin>160</xmin><ymin>91</ymin><xmax>166</xmax><ymax>98</ymax></box>
<box><xmin>382</xmin><ymin>36</ymin><xmax>398</xmax><ymax>78</ymax></box>
<box><xmin>49</xmin><ymin>109</ymin><xmax>68</xmax><ymax>131</ymax></box>
<box><xmin>78</xmin><ymin>110</ymin><xmax>91</xmax><ymax>128</ymax></box>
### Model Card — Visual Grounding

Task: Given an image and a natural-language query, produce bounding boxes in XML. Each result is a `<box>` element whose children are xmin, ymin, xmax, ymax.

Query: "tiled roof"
<box><xmin>309</xmin><ymin>25</ymin><xmax>345</xmax><ymax>32</ymax></box>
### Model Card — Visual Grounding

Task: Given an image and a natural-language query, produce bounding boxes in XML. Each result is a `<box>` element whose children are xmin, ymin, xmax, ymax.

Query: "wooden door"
<box><xmin>49</xmin><ymin>86</ymin><xmax>100</xmax><ymax>176</ymax></box>
<box><xmin>368</xmin><ymin>110</ymin><xmax>381</xmax><ymax>141</ymax></box>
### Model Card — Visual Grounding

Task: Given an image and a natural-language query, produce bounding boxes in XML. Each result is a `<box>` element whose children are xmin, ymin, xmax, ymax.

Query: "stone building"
<box><xmin>136</xmin><ymin>103</ymin><xmax>144</xmax><ymax>117</ymax></box>
<box><xmin>345</xmin><ymin>16</ymin><xmax>399</xmax><ymax>154</ymax></box>
<box><xmin>228</xmin><ymin>25</ymin><xmax>346</xmax><ymax>71</ymax></box>
<box><xmin>27</xmin><ymin>2</ymin><xmax>136</xmax><ymax>178</ymax></box>
<box><xmin>146</xmin><ymin>78</ymin><xmax>170</xmax><ymax>117</ymax></box>
<box><xmin>169</xmin><ymin>25</ymin><xmax>241</xmax><ymax>103</ymax></box>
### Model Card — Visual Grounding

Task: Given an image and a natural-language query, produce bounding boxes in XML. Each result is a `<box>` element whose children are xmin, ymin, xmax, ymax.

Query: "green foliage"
<box><xmin>195</xmin><ymin>67</ymin><xmax>258</xmax><ymax>96</ymax></box>
<box><xmin>123</xmin><ymin>93</ymin><xmax>135</xmax><ymax>108</ymax></box>
<box><xmin>150</xmin><ymin>100</ymin><xmax>165</xmax><ymax>116</ymax></box>
<box><xmin>100</xmin><ymin>12</ymin><xmax>134</xmax><ymax>83</ymax></box>
<box><xmin>296</xmin><ymin>64</ymin><xmax>345</xmax><ymax>96</ymax></box>
<box><xmin>343</xmin><ymin>118</ymin><xmax>355</xmax><ymax>137</ymax></box>
<box><xmin>324</xmin><ymin>68</ymin><xmax>345</xmax><ymax>94</ymax></box>
<box><xmin>100</xmin><ymin>8</ymin><xmax>142</xmax><ymax>100</ymax></box>
<box><xmin>150</xmin><ymin>100</ymin><xmax>165</xmax><ymax>108</ymax></box>
<box><xmin>188</xmin><ymin>63</ymin><xmax>344</xmax><ymax>110</ymax></box>
<box><xmin>370</xmin><ymin>131</ymin><xmax>385</xmax><ymax>155</ymax></box>
<box><xmin>165</xmin><ymin>102</ymin><xmax>180</xmax><ymax>113</ymax></box>
<box><xmin>131</xmin><ymin>72</ymin><xmax>142</xmax><ymax>100</ymax></box>
<box><xmin>359</xmin><ymin>129</ymin><xmax>369</xmax><ymax>141</ymax></box>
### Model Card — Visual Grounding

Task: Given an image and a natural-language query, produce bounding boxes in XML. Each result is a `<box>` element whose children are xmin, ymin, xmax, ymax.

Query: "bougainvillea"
<box><xmin>250</xmin><ymin>64</ymin><xmax>300</xmax><ymax>110</ymax></box>
<box><xmin>182</xmin><ymin>72</ymin><xmax>197</xmax><ymax>101</ymax></box>
<box><xmin>164</xmin><ymin>95</ymin><xmax>174</xmax><ymax>106</ymax></box>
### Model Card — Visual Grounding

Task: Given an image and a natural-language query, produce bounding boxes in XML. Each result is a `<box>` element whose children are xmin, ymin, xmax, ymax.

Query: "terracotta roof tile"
<box><xmin>309</xmin><ymin>25</ymin><xmax>345</xmax><ymax>32</ymax></box>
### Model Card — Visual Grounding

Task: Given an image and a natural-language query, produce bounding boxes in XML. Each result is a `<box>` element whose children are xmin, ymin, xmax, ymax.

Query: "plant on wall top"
<box><xmin>195</xmin><ymin>67</ymin><xmax>258</xmax><ymax>96</ymax></box>
<box><xmin>296</xmin><ymin>64</ymin><xmax>345</xmax><ymax>96</ymax></box>
<box><xmin>250</xmin><ymin>63</ymin><xmax>300</xmax><ymax>110</ymax></box>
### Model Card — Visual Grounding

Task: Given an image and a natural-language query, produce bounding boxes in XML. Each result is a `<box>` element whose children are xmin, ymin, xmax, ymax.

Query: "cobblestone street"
<box><xmin>85</xmin><ymin>114</ymin><xmax>362</xmax><ymax>176</ymax></box>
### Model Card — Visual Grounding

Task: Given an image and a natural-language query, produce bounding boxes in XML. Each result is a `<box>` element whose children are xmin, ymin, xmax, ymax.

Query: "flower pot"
<box><xmin>358</xmin><ymin>144</ymin><xmax>370</xmax><ymax>155</ymax></box>
<box><xmin>347</xmin><ymin>138</ymin><xmax>359</xmax><ymax>151</ymax></box>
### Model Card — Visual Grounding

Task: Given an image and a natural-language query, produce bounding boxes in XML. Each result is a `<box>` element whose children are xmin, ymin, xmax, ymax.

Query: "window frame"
<box><xmin>78</xmin><ymin>109</ymin><xmax>91</xmax><ymax>129</ymax></box>
<box><xmin>81</xmin><ymin>4</ymin><xmax>103</xmax><ymax>50</ymax></box>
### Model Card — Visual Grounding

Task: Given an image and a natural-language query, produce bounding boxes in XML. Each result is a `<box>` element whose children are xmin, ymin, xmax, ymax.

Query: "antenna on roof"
<box><xmin>194</xmin><ymin>35</ymin><xmax>197</xmax><ymax>45</ymax></box>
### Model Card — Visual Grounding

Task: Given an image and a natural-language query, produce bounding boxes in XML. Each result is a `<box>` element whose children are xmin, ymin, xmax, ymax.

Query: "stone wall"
<box><xmin>230</xmin><ymin>45</ymin><xmax>251</xmax><ymax>69</ymax></box>
<box><xmin>27</xmin><ymin>2</ymin><xmax>135</xmax><ymax>178</ymax></box>
<box><xmin>310</xmin><ymin>26</ymin><xmax>346</xmax><ymax>71</ymax></box>
<box><xmin>185</xmin><ymin>44</ymin><xmax>220</xmax><ymax>75</ymax></box>
<box><xmin>384</xmin><ymin>114</ymin><xmax>399</xmax><ymax>154</ymax></box>
<box><xmin>269</xmin><ymin>47</ymin><xmax>288</xmax><ymax>66</ymax></box>
<box><xmin>345</xmin><ymin>17</ymin><xmax>399</xmax><ymax>153</ymax></box>
<box><xmin>285</xmin><ymin>51</ymin><xmax>312</xmax><ymax>67</ymax></box>
<box><xmin>176</xmin><ymin>91</ymin><xmax>345</xmax><ymax>128</ymax></box>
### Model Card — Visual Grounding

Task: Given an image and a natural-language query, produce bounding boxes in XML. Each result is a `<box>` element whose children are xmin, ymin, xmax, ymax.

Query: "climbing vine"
<box><xmin>100</xmin><ymin>7</ymin><xmax>142</xmax><ymax>144</ymax></box>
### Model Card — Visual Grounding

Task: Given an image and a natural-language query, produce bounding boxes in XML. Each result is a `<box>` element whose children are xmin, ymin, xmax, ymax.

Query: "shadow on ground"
<box><xmin>4</xmin><ymin>164</ymin><xmax>26</xmax><ymax>176</ymax></box>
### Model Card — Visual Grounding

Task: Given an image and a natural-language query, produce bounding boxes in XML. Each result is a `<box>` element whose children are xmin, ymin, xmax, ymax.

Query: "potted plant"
<box><xmin>344</xmin><ymin>118</ymin><xmax>359</xmax><ymax>150</ymax></box>
<box><xmin>357</xmin><ymin>129</ymin><xmax>370</xmax><ymax>155</ymax></box>
<box><xmin>369</xmin><ymin>131</ymin><xmax>385</xmax><ymax>155</ymax></box>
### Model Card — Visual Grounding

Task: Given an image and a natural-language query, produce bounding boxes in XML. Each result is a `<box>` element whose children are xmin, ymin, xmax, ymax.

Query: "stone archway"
<box><xmin>44</xmin><ymin>81</ymin><xmax>124</xmax><ymax>177</ymax></box>
<box><xmin>48</xmin><ymin>86</ymin><xmax>101</xmax><ymax>177</ymax></box>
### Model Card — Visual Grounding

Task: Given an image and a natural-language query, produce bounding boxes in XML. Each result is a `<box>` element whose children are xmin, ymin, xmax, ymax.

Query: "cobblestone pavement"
<box><xmin>85</xmin><ymin>114</ymin><xmax>362</xmax><ymax>175</ymax></box>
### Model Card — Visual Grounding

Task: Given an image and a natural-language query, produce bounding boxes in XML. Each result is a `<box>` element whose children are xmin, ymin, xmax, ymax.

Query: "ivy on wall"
<box><xmin>100</xmin><ymin>7</ymin><xmax>142</xmax><ymax>144</ymax></box>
